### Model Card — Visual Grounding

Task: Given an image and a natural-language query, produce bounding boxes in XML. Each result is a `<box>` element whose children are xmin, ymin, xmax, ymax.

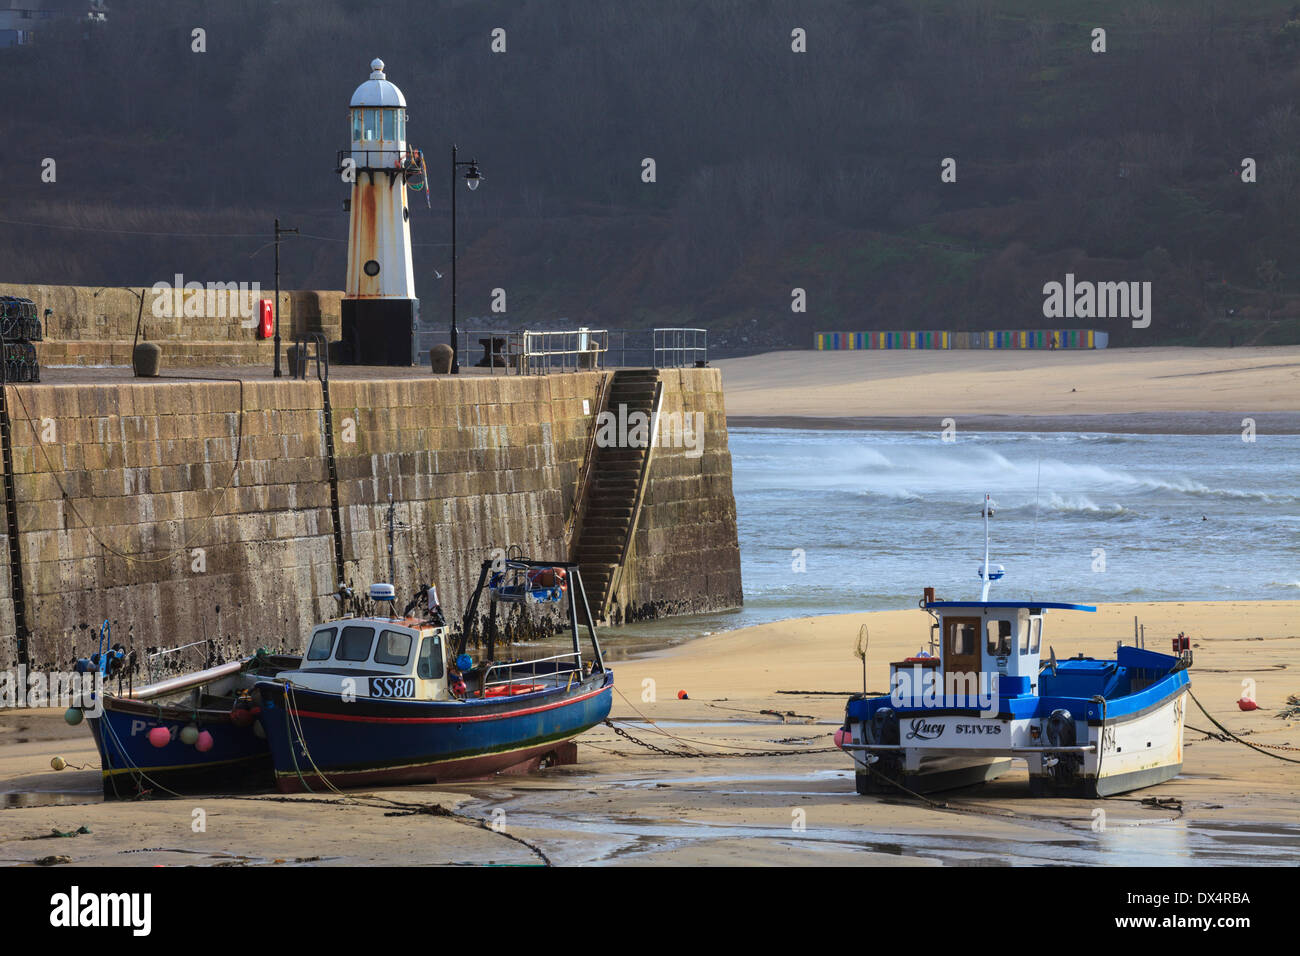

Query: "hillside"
<box><xmin>2</xmin><ymin>0</ymin><xmax>1300</xmax><ymax>352</ymax></box>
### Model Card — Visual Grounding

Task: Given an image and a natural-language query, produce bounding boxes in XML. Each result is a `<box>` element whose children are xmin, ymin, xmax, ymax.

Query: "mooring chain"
<box><xmin>602</xmin><ymin>719</ymin><xmax>838</xmax><ymax>758</ymax></box>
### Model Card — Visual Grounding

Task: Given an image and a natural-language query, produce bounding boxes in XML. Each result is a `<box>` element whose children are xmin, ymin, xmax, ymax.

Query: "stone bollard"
<box><xmin>132</xmin><ymin>342</ymin><xmax>161</xmax><ymax>378</ymax></box>
<box><xmin>430</xmin><ymin>344</ymin><xmax>453</xmax><ymax>374</ymax></box>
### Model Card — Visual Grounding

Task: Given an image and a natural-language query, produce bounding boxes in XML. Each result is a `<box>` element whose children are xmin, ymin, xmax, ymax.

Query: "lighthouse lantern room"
<box><xmin>339</xmin><ymin>58</ymin><xmax>424</xmax><ymax>365</ymax></box>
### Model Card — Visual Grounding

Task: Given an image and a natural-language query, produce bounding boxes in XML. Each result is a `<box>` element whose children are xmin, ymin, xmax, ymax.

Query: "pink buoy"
<box><xmin>195</xmin><ymin>730</ymin><xmax>214</xmax><ymax>753</ymax></box>
<box><xmin>1237</xmin><ymin>697</ymin><xmax>1259</xmax><ymax>712</ymax></box>
<box><xmin>833</xmin><ymin>727</ymin><xmax>848</xmax><ymax>749</ymax></box>
<box><xmin>147</xmin><ymin>727</ymin><xmax>171</xmax><ymax>748</ymax></box>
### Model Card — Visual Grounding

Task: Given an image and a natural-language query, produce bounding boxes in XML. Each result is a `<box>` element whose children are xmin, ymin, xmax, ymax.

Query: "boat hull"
<box><xmin>1028</xmin><ymin>688</ymin><xmax>1187</xmax><ymax>798</ymax></box>
<box><xmin>856</xmin><ymin>755</ymin><xmax>1014</xmax><ymax>795</ymax></box>
<box><xmin>255</xmin><ymin>670</ymin><xmax>613</xmax><ymax>793</ymax></box>
<box><xmin>88</xmin><ymin>698</ymin><xmax>272</xmax><ymax>798</ymax></box>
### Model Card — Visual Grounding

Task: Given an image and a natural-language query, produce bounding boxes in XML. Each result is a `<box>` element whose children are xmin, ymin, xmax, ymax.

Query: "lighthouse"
<box><xmin>339</xmin><ymin>58</ymin><xmax>423</xmax><ymax>365</ymax></box>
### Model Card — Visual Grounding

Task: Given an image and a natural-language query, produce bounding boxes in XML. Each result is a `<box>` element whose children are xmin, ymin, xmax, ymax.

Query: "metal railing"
<box><xmin>145</xmin><ymin>640</ymin><xmax>211</xmax><ymax>683</ymax></box>
<box><xmin>476</xmin><ymin>650</ymin><xmax>583</xmax><ymax>696</ymax></box>
<box><xmin>653</xmin><ymin>328</ymin><xmax>708</xmax><ymax>368</ymax></box>
<box><xmin>519</xmin><ymin>329</ymin><xmax>608</xmax><ymax>374</ymax></box>
<box><xmin>436</xmin><ymin>326</ymin><xmax>707</xmax><ymax>373</ymax></box>
<box><xmin>454</xmin><ymin>328</ymin><xmax>608</xmax><ymax>375</ymax></box>
<box><xmin>290</xmin><ymin>331</ymin><xmax>329</xmax><ymax>381</ymax></box>
<box><xmin>335</xmin><ymin>147</ymin><xmax>422</xmax><ymax>174</ymax></box>
<box><xmin>564</xmin><ymin>372</ymin><xmax>613</xmax><ymax>551</ymax></box>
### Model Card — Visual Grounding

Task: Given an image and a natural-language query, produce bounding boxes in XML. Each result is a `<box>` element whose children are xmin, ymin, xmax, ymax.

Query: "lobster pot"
<box><xmin>0</xmin><ymin>296</ymin><xmax>41</xmax><ymax>381</ymax></box>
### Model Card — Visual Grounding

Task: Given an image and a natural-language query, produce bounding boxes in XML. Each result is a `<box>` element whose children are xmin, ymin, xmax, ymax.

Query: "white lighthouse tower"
<box><xmin>339</xmin><ymin>58</ymin><xmax>422</xmax><ymax>365</ymax></box>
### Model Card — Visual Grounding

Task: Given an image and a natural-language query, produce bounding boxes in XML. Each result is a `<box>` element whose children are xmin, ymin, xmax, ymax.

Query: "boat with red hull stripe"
<box><xmin>253</xmin><ymin>558</ymin><xmax>614</xmax><ymax>792</ymax></box>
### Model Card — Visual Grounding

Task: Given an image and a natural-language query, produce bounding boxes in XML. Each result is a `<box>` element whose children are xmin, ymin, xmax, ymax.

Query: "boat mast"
<box><xmin>981</xmin><ymin>493</ymin><xmax>993</xmax><ymax>601</ymax></box>
<box><xmin>384</xmin><ymin>496</ymin><xmax>395</xmax><ymax>587</ymax></box>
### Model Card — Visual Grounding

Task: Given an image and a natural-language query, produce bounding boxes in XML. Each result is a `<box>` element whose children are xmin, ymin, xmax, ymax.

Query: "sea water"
<box><xmin>612</xmin><ymin>427</ymin><xmax>1299</xmax><ymax>644</ymax></box>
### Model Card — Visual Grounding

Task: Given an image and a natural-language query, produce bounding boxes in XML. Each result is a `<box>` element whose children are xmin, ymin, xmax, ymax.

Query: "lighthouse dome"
<box><xmin>350</xmin><ymin>58</ymin><xmax>407</xmax><ymax>108</ymax></box>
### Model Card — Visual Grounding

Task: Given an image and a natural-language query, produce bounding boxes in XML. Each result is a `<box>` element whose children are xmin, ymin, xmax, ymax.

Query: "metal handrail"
<box><xmin>520</xmin><ymin>329</ymin><xmax>607</xmax><ymax>375</ymax></box>
<box><xmin>291</xmin><ymin>331</ymin><xmax>329</xmax><ymax>381</ymax></box>
<box><xmin>564</xmin><ymin>371</ymin><xmax>613</xmax><ymax>553</ymax></box>
<box><xmin>476</xmin><ymin>650</ymin><xmax>583</xmax><ymax>695</ymax></box>
<box><xmin>447</xmin><ymin>327</ymin><xmax>705</xmax><ymax>372</ymax></box>
<box><xmin>336</xmin><ymin>146</ymin><xmax>420</xmax><ymax>173</ymax></box>
<box><xmin>145</xmin><ymin>639</ymin><xmax>212</xmax><ymax>683</ymax></box>
<box><xmin>653</xmin><ymin>328</ymin><xmax>707</xmax><ymax>368</ymax></box>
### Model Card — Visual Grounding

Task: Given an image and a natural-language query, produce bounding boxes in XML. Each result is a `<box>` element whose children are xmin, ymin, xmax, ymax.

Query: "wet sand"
<box><xmin>1</xmin><ymin>600</ymin><xmax>1295</xmax><ymax>866</ymax></box>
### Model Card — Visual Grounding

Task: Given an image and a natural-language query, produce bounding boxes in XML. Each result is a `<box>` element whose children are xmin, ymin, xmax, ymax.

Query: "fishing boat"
<box><xmin>253</xmin><ymin>559</ymin><xmax>614</xmax><ymax>793</ymax></box>
<box><xmin>836</xmin><ymin>495</ymin><xmax>1191</xmax><ymax>798</ymax></box>
<box><xmin>78</xmin><ymin>626</ymin><xmax>299</xmax><ymax>798</ymax></box>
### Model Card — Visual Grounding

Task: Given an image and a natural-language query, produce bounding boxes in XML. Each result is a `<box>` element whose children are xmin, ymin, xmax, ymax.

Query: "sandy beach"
<box><xmin>716</xmin><ymin>347</ymin><xmax>1300</xmax><ymax>429</ymax></box>
<box><xmin>2</xmin><ymin>599</ymin><xmax>1295</xmax><ymax>866</ymax></box>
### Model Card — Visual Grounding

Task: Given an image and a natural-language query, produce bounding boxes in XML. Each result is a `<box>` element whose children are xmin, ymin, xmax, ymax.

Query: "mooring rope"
<box><xmin>1187</xmin><ymin>690</ymin><xmax>1300</xmax><ymax>763</ymax></box>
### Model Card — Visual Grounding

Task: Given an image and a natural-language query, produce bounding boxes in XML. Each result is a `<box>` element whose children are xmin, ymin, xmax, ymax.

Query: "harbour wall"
<box><xmin>0</xmin><ymin>281</ymin><xmax>340</xmax><ymax>369</ymax></box>
<box><xmin>0</xmin><ymin>369</ymin><xmax>741</xmax><ymax>669</ymax></box>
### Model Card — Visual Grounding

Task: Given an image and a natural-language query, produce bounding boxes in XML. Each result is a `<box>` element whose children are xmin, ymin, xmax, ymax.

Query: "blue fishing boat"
<box><xmin>254</xmin><ymin>559</ymin><xmax>614</xmax><ymax>792</ymax></box>
<box><xmin>837</xmin><ymin>495</ymin><xmax>1191</xmax><ymax>797</ymax></box>
<box><xmin>80</xmin><ymin>635</ymin><xmax>299</xmax><ymax>798</ymax></box>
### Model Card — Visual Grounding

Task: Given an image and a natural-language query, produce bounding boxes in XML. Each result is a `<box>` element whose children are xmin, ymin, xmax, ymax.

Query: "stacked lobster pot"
<box><xmin>0</xmin><ymin>296</ymin><xmax>41</xmax><ymax>382</ymax></box>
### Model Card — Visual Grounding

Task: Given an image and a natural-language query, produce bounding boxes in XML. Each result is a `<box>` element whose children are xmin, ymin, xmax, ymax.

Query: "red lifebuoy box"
<box><xmin>257</xmin><ymin>299</ymin><xmax>273</xmax><ymax>339</ymax></box>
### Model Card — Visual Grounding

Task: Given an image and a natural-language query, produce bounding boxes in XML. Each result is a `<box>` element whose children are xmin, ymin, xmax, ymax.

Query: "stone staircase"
<box><xmin>573</xmin><ymin>369</ymin><xmax>662</xmax><ymax>620</ymax></box>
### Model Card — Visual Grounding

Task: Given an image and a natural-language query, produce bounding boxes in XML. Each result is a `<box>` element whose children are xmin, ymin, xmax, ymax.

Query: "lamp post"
<box><xmin>93</xmin><ymin>286</ymin><xmax>146</xmax><ymax>373</ymax></box>
<box><xmin>450</xmin><ymin>144</ymin><xmax>483</xmax><ymax>374</ymax></box>
<box><xmin>273</xmin><ymin>217</ymin><xmax>298</xmax><ymax>377</ymax></box>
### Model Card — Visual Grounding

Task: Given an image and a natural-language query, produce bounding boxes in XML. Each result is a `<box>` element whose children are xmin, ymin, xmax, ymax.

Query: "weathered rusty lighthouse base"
<box><xmin>340</xmin><ymin>297</ymin><xmax>418</xmax><ymax>366</ymax></box>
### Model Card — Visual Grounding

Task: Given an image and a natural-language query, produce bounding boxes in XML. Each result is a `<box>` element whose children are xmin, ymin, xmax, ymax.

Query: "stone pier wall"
<box><xmin>0</xmin><ymin>369</ymin><xmax>741</xmax><ymax>668</ymax></box>
<box><xmin>0</xmin><ymin>282</ymin><xmax>341</xmax><ymax>369</ymax></box>
<box><xmin>610</xmin><ymin>368</ymin><xmax>741</xmax><ymax>621</ymax></box>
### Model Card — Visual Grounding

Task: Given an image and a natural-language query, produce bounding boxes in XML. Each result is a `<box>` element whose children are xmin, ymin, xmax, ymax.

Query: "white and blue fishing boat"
<box><xmin>254</xmin><ymin>559</ymin><xmax>613</xmax><ymax>792</ymax></box>
<box><xmin>837</xmin><ymin>495</ymin><xmax>1191</xmax><ymax>798</ymax></box>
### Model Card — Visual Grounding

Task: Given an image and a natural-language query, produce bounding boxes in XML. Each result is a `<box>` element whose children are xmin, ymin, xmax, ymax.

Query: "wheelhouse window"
<box><xmin>948</xmin><ymin>620</ymin><xmax>976</xmax><ymax>655</ymax></box>
<box><xmin>1026</xmin><ymin>618</ymin><xmax>1042</xmax><ymax>654</ymax></box>
<box><xmin>375</xmin><ymin>629</ymin><xmax>413</xmax><ymax>667</ymax></box>
<box><xmin>986</xmin><ymin>620</ymin><xmax>1012</xmax><ymax>655</ymax></box>
<box><xmin>306</xmin><ymin>626</ymin><xmax>337</xmax><ymax>661</ymax></box>
<box><xmin>337</xmin><ymin>625</ymin><xmax>376</xmax><ymax>662</ymax></box>
<box><xmin>417</xmin><ymin>634</ymin><xmax>443</xmax><ymax>680</ymax></box>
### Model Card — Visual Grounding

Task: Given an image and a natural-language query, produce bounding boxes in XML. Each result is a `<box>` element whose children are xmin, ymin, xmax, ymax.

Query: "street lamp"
<box><xmin>273</xmin><ymin>217</ymin><xmax>298</xmax><ymax>378</ymax></box>
<box><xmin>450</xmin><ymin>144</ymin><xmax>484</xmax><ymax>374</ymax></box>
<box><xmin>94</xmin><ymin>286</ymin><xmax>146</xmax><ymax>373</ymax></box>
